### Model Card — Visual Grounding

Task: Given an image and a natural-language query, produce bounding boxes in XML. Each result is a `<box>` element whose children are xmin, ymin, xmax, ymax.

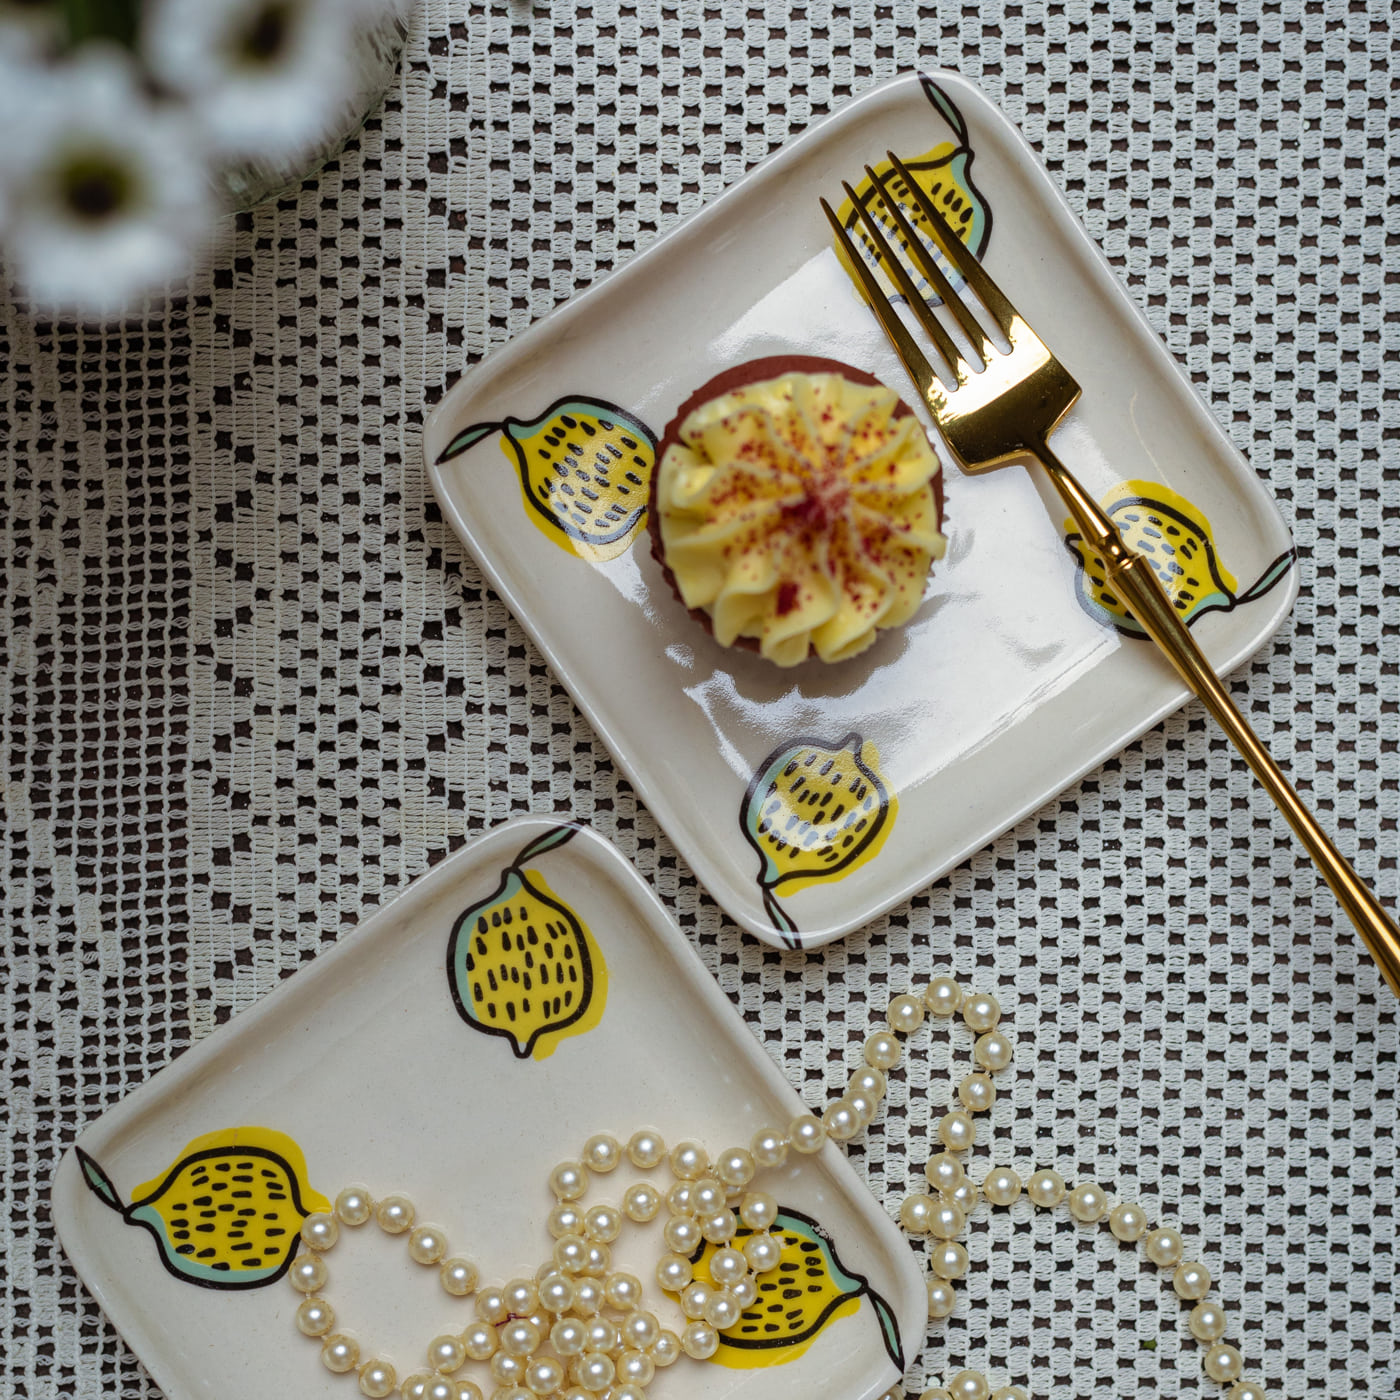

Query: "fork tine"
<box><xmin>820</xmin><ymin>197</ymin><xmax>947</xmax><ymax>409</ymax></box>
<box><xmin>842</xmin><ymin>179</ymin><xmax>967</xmax><ymax>383</ymax></box>
<box><xmin>866</xmin><ymin>165</ymin><xmax>994</xmax><ymax>365</ymax></box>
<box><xmin>886</xmin><ymin>150</ymin><xmax>1018</xmax><ymax>339</ymax></box>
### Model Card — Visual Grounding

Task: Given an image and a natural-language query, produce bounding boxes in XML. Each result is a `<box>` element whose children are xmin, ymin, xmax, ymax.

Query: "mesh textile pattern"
<box><xmin>2</xmin><ymin>1</ymin><xmax>1398</xmax><ymax>1396</ymax></box>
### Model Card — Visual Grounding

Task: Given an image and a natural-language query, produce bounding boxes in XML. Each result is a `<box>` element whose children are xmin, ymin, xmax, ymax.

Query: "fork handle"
<box><xmin>1038</xmin><ymin>443</ymin><xmax>1400</xmax><ymax>998</ymax></box>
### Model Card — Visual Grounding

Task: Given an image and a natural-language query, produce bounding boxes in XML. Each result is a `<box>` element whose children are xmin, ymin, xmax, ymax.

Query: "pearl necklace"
<box><xmin>288</xmin><ymin>976</ymin><xmax>1267</xmax><ymax>1400</ymax></box>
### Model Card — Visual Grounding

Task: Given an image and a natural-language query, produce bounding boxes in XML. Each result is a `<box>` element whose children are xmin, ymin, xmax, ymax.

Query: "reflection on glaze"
<box><xmin>1066</xmin><ymin>481</ymin><xmax>1296</xmax><ymax>637</ymax></box>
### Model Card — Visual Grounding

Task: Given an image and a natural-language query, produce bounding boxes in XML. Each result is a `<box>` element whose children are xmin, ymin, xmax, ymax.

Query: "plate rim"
<box><xmin>423</xmin><ymin>68</ymin><xmax>1299</xmax><ymax>949</ymax></box>
<box><xmin>51</xmin><ymin>817</ymin><xmax>929</xmax><ymax>1400</ymax></box>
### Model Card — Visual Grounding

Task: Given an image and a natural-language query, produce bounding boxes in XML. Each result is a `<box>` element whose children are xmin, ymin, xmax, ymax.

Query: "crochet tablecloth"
<box><xmin>3</xmin><ymin>2</ymin><xmax>1397</xmax><ymax>1396</ymax></box>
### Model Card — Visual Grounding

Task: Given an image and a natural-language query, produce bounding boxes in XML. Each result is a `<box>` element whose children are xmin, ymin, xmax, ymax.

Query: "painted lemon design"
<box><xmin>435</xmin><ymin>396</ymin><xmax>657</xmax><ymax>562</ymax></box>
<box><xmin>75</xmin><ymin>1127</ymin><xmax>329</xmax><ymax>1289</ymax></box>
<box><xmin>1066</xmin><ymin>481</ymin><xmax>1295</xmax><ymax>638</ymax></box>
<box><xmin>680</xmin><ymin>1208</ymin><xmax>903</xmax><ymax>1369</ymax></box>
<box><xmin>835</xmin><ymin>79</ymin><xmax>991</xmax><ymax>301</ymax></box>
<box><xmin>447</xmin><ymin>824</ymin><xmax>606</xmax><ymax>1060</ymax></box>
<box><xmin>740</xmin><ymin>733</ymin><xmax>897</xmax><ymax>947</ymax></box>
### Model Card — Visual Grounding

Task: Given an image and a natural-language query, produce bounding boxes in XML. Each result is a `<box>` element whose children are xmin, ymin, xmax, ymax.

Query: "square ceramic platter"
<box><xmin>52</xmin><ymin>819</ymin><xmax>924</xmax><ymax>1400</ymax></box>
<box><xmin>424</xmin><ymin>69</ymin><xmax>1298</xmax><ymax>951</ymax></box>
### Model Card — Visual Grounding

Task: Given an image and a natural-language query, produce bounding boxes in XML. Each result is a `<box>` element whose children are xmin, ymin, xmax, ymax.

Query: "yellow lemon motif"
<box><xmin>741</xmin><ymin>733</ymin><xmax>897</xmax><ymax>947</ymax></box>
<box><xmin>677</xmin><ymin>1208</ymin><xmax>903</xmax><ymax>1370</ymax></box>
<box><xmin>834</xmin><ymin>78</ymin><xmax>992</xmax><ymax>302</ymax></box>
<box><xmin>1066</xmin><ymin>481</ymin><xmax>1295</xmax><ymax>638</ymax></box>
<box><xmin>447</xmin><ymin>824</ymin><xmax>607</xmax><ymax>1060</ymax></box>
<box><xmin>76</xmin><ymin>1127</ymin><xmax>330</xmax><ymax>1290</ymax></box>
<box><xmin>435</xmin><ymin>396</ymin><xmax>657</xmax><ymax>562</ymax></box>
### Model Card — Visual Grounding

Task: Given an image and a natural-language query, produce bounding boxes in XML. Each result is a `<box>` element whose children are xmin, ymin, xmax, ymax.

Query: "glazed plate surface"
<box><xmin>424</xmin><ymin>70</ymin><xmax>1297</xmax><ymax>948</ymax></box>
<box><xmin>53</xmin><ymin>820</ymin><xmax>924</xmax><ymax>1400</ymax></box>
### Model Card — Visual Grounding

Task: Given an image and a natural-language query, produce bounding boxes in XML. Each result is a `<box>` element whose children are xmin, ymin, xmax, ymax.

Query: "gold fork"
<box><xmin>823</xmin><ymin>153</ymin><xmax>1400</xmax><ymax>997</ymax></box>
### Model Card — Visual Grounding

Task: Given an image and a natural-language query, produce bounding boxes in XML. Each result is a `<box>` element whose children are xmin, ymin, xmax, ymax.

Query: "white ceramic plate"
<box><xmin>52</xmin><ymin>819</ymin><xmax>924</xmax><ymax>1400</ymax></box>
<box><xmin>424</xmin><ymin>70</ymin><xmax>1297</xmax><ymax>950</ymax></box>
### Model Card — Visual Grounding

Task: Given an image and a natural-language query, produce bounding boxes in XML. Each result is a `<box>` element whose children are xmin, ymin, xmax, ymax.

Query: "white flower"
<box><xmin>143</xmin><ymin>0</ymin><xmax>362</xmax><ymax>161</ymax></box>
<box><xmin>0</xmin><ymin>45</ymin><xmax>212</xmax><ymax>317</ymax></box>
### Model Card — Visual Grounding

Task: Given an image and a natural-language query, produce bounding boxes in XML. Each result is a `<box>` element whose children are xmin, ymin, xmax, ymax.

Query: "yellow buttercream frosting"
<box><xmin>655</xmin><ymin>368</ymin><xmax>946</xmax><ymax>666</ymax></box>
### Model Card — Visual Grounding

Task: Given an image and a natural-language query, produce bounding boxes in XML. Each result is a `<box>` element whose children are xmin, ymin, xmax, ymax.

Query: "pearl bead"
<box><xmin>423</xmin><ymin>1381</ymin><xmax>457</xmax><ymax>1400</ymax></box>
<box><xmin>704</xmin><ymin>1290</ymin><xmax>743</xmax><ymax>1329</ymax></box>
<box><xmin>679</xmin><ymin>1281</ymin><xmax>712</xmax><ymax>1319</ymax></box>
<box><xmin>584</xmin><ymin>1204</ymin><xmax>622</xmax><ymax>1242</ymax></box>
<box><xmin>301</xmin><ymin>1212</ymin><xmax>339</xmax><ymax>1252</ymax></box>
<box><xmin>399</xmin><ymin>1373</ymin><xmax>432</xmax><ymax>1400</ymax></box>
<box><xmin>730</xmin><ymin>1273</ymin><xmax>758</xmax><ymax>1307</ymax></box>
<box><xmin>559</xmin><ymin>1390</ymin><xmax>591</xmax><ymax>1400</ymax></box>
<box><xmin>623</xmin><ymin>1310</ymin><xmax>661</xmax><ymax>1350</ymax></box>
<box><xmin>929</xmin><ymin>1200</ymin><xmax>966</xmax><ymax>1239</ymax></box>
<box><xmin>547</xmin><ymin>1203</ymin><xmax>584</xmax><ymax>1239</ymax></box>
<box><xmin>926</xmin><ymin>1278</ymin><xmax>957</xmax><ymax>1318</ymax></box>
<box><xmin>743</xmin><ymin>1232</ymin><xmax>782</xmax><ymax>1273</ymax></box>
<box><xmin>974</xmin><ymin>1031</ymin><xmax>1014</xmax><ymax>1072</ymax></box>
<box><xmin>923</xmin><ymin>975</ymin><xmax>963</xmax><ymax>1016</ymax></box>
<box><xmin>408</xmin><ymin>1224</ymin><xmax>447</xmax><ymax>1265</ymax></box>
<box><xmin>962</xmin><ymin>993</ymin><xmax>1001</xmax><ymax>1033</ymax></box>
<box><xmin>789</xmin><ymin>1114</ymin><xmax>826</xmax><ymax>1153</ymax></box>
<box><xmin>887</xmin><ymin>992</ymin><xmax>925</xmax><ymax>1033</ymax></box>
<box><xmin>899</xmin><ymin>1193</ymin><xmax>937</xmax><ymax>1233</ymax></box>
<box><xmin>1204</xmin><ymin>1343</ymin><xmax>1243</xmax><ymax>1383</ymax></box>
<box><xmin>1174</xmin><ymin>1261</ymin><xmax>1211</xmax><ymax>1300</ymax></box>
<box><xmin>992</xmin><ymin>1389</ymin><xmax>1029</xmax><ymax>1400</ymax></box>
<box><xmin>656</xmin><ymin>1252</ymin><xmax>692</xmax><ymax>1292</ymax></box>
<box><xmin>930</xmin><ymin>1241</ymin><xmax>969</xmax><ymax>1279</ymax></box>
<box><xmin>1026</xmin><ymin>1169</ymin><xmax>1065</xmax><ymax>1208</ymax></box>
<box><xmin>958</xmin><ymin>1072</ymin><xmax>996</xmax><ymax>1113</ymax></box>
<box><xmin>700</xmin><ymin>1209</ymin><xmax>738</xmax><ymax>1243</ymax></box>
<box><xmin>623</xmin><ymin>1183</ymin><xmax>661</xmax><ymax>1223</ymax></box>
<box><xmin>334</xmin><ymin>1186</ymin><xmax>373</xmax><ymax>1227</ymax></box>
<box><xmin>581</xmin><ymin>1241</ymin><xmax>611</xmax><ymax>1276</ymax></box>
<box><xmin>427</xmin><ymin>1334</ymin><xmax>466</xmax><ymax>1373</ymax></box>
<box><xmin>549</xmin><ymin>1160</ymin><xmax>589</xmax><ymax>1201</ymax></box>
<box><xmin>949</xmin><ymin>1369</ymin><xmax>990</xmax><ymax>1400</ymax></box>
<box><xmin>461</xmin><ymin>1322</ymin><xmax>498</xmax><ymax>1360</ymax></box>
<box><xmin>539</xmin><ymin>1272</ymin><xmax>574</xmax><ymax>1313</ymax></box>
<box><xmin>1067</xmin><ymin>1182</ymin><xmax>1109</xmax><ymax>1223</ymax></box>
<box><xmin>681</xmin><ymin>1322</ymin><xmax>719</xmax><ymax>1359</ymax></box>
<box><xmin>296</xmin><ymin>1296</ymin><xmax>335</xmax><ymax>1336</ymax></box>
<box><xmin>571</xmin><ymin>1278</ymin><xmax>602</xmax><ymax>1316</ymax></box>
<box><xmin>750</xmin><ymin>1127</ymin><xmax>789</xmax><ymax>1169</ymax></box>
<box><xmin>982</xmin><ymin>1168</ymin><xmax>1022</xmax><ymax>1207</ymax></box>
<box><xmin>650</xmin><ymin>1331</ymin><xmax>682</xmax><ymax>1367</ymax></box>
<box><xmin>583</xmin><ymin>1133</ymin><xmax>621</xmax><ymax>1174</ymax></box>
<box><xmin>740</xmin><ymin>1190</ymin><xmax>778</xmax><ymax>1231</ymax></box>
<box><xmin>476</xmin><ymin>1286</ymin><xmax>508</xmax><ymax>1324</ymax></box>
<box><xmin>525</xmin><ymin>1357</ymin><xmax>566</xmax><ymax>1396</ymax></box>
<box><xmin>584</xmin><ymin>1317</ymin><xmax>619</xmax><ymax>1354</ymax></box>
<box><xmin>847</xmin><ymin>1090</ymin><xmax>880</xmax><ymax>1125</ymax></box>
<box><xmin>455</xmin><ymin>1382</ymin><xmax>484</xmax><ymax>1400</ymax></box>
<box><xmin>374</xmin><ymin>1194</ymin><xmax>414</xmax><ymax>1235</ymax></box>
<box><xmin>502</xmin><ymin>1319</ymin><xmax>543</xmax><ymax>1357</ymax></box>
<box><xmin>921</xmin><ymin>1391</ymin><xmax>954</xmax><ymax>1400</ymax></box>
<box><xmin>709</xmin><ymin>1247</ymin><xmax>748</xmax><ymax>1287</ymax></box>
<box><xmin>612</xmin><ymin>1387</ymin><xmax>646</xmax><ymax>1400</ymax></box>
<box><xmin>605</xmin><ymin>1271</ymin><xmax>643</xmax><ymax>1311</ymax></box>
<box><xmin>491</xmin><ymin>1353</ymin><xmax>526</xmax><ymax>1386</ymax></box>
<box><xmin>617</xmin><ymin>1348</ymin><xmax>655</xmax><ymax>1387</ymax></box>
<box><xmin>555</xmin><ymin>1233</ymin><xmax>590</xmax><ymax>1273</ymax></box>
<box><xmin>666</xmin><ymin>1181</ymin><xmax>696</xmax><ymax>1216</ymax></box>
<box><xmin>668</xmin><ymin>1140</ymin><xmax>709</xmax><ymax>1180</ymax></box>
<box><xmin>1189</xmin><ymin>1300</ymin><xmax>1228</xmax><ymax>1341</ymax></box>
<box><xmin>937</xmin><ymin>1110</ymin><xmax>975</xmax><ymax>1152</ymax></box>
<box><xmin>1144</xmin><ymin>1227</ymin><xmax>1184</xmax><ymax>1268</ymax></box>
<box><xmin>947</xmin><ymin>1179</ymin><xmax>979</xmax><ymax>1212</ymax></box>
<box><xmin>289</xmin><ymin>1254</ymin><xmax>329</xmax><ymax>1293</ymax></box>
<box><xmin>864</xmin><ymin>1030</ymin><xmax>902</xmax><ymax>1069</ymax></box>
<box><xmin>849</xmin><ymin>1066</ymin><xmax>888</xmax><ymax>1101</ymax></box>
<box><xmin>692</xmin><ymin>1177</ymin><xmax>724</xmax><ymax>1214</ymax></box>
<box><xmin>1227</xmin><ymin>1384</ymin><xmax>1267</xmax><ymax>1400</ymax></box>
<box><xmin>321</xmin><ymin>1333</ymin><xmax>360</xmax><ymax>1374</ymax></box>
<box><xmin>716</xmin><ymin>1147</ymin><xmax>756</xmax><ymax>1188</ymax></box>
<box><xmin>822</xmin><ymin>1099</ymin><xmax>861</xmax><ymax>1142</ymax></box>
<box><xmin>550</xmin><ymin>1319</ymin><xmax>587</xmax><ymax>1356</ymax></box>
<box><xmin>1108</xmin><ymin>1203</ymin><xmax>1148</xmax><ymax>1242</ymax></box>
<box><xmin>663</xmin><ymin>1215</ymin><xmax>701</xmax><ymax>1253</ymax></box>
<box><xmin>503</xmin><ymin>1278</ymin><xmax>539</xmax><ymax>1316</ymax></box>
<box><xmin>575</xmin><ymin>1352</ymin><xmax>614</xmax><ymax>1392</ymax></box>
<box><xmin>925</xmin><ymin>1151</ymin><xmax>965</xmax><ymax>1193</ymax></box>
<box><xmin>627</xmin><ymin>1130</ymin><xmax>665</xmax><ymax>1169</ymax></box>
<box><xmin>440</xmin><ymin>1256</ymin><xmax>479</xmax><ymax>1296</ymax></box>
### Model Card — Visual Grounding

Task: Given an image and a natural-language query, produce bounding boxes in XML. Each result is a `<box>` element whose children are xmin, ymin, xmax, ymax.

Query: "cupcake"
<box><xmin>648</xmin><ymin>355</ymin><xmax>947</xmax><ymax>667</ymax></box>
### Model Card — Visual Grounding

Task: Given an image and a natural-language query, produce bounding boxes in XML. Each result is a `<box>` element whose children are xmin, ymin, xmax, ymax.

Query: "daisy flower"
<box><xmin>142</xmin><ymin>0</ymin><xmax>361</xmax><ymax>161</ymax></box>
<box><xmin>0</xmin><ymin>44</ymin><xmax>212</xmax><ymax>316</ymax></box>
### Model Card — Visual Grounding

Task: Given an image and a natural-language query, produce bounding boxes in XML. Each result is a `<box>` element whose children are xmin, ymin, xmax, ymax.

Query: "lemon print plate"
<box><xmin>425</xmin><ymin>69</ymin><xmax>1297</xmax><ymax>950</ymax></box>
<box><xmin>52</xmin><ymin>818</ymin><xmax>924</xmax><ymax>1400</ymax></box>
